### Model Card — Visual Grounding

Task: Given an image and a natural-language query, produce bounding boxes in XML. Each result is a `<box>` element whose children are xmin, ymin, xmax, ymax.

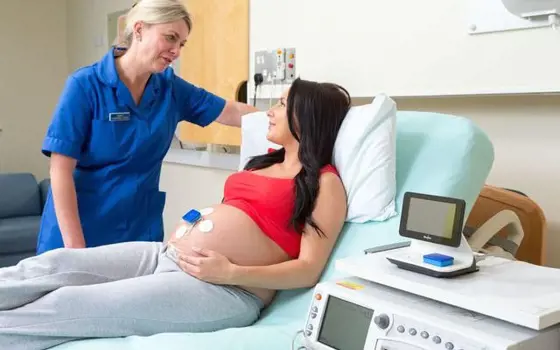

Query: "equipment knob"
<box><xmin>374</xmin><ymin>314</ymin><xmax>390</xmax><ymax>329</ymax></box>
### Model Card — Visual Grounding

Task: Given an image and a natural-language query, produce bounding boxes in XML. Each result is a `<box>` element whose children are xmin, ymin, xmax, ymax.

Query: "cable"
<box><xmin>270</xmin><ymin>80</ymin><xmax>274</xmax><ymax>108</ymax></box>
<box><xmin>474</xmin><ymin>247</ymin><xmax>515</xmax><ymax>262</ymax></box>
<box><xmin>253</xmin><ymin>73</ymin><xmax>263</xmax><ymax>107</ymax></box>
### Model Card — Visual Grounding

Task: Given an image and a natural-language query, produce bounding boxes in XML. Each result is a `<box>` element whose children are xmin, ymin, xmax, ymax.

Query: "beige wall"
<box><xmin>66</xmin><ymin>0</ymin><xmax>135</xmax><ymax>71</ymax></box>
<box><xmin>0</xmin><ymin>0</ymin><xmax>68</xmax><ymax>179</ymax></box>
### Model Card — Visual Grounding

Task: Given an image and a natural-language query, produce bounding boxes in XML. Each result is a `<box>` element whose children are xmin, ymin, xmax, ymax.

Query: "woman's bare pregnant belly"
<box><xmin>166</xmin><ymin>203</ymin><xmax>291</xmax><ymax>305</ymax></box>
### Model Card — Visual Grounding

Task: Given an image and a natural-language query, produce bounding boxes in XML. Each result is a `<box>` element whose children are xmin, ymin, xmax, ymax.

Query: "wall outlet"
<box><xmin>254</xmin><ymin>48</ymin><xmax>296</xmax><ymax>86</ymax></box>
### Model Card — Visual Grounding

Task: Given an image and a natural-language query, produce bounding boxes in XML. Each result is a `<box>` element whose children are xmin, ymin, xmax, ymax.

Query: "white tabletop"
<box><xmin>335</xmin><ymin>250</ymin><xmax>560</xmax><ymax>330</ymax></box>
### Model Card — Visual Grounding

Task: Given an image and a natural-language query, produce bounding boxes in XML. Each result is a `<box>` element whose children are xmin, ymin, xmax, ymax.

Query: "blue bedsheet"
<box><xmin>54</xmin><ymin>111</ymin><xmax>494</xmax><ymax>350</ymax></box>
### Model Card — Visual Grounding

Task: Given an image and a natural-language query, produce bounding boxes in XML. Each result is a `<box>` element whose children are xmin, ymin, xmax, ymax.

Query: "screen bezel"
<box><xmin>399</xmin><ymin>191</ymin><xmax>466</xmax><ymax>248</ymax></box>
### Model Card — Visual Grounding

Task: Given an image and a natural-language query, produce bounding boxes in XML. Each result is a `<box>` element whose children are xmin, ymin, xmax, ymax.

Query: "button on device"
<box><xmin>312</xmin><ymin>306</ymin><xmax>318</xmax><ymax>312</ymax></box>
<box><xmin>397</xmin><ymin>325</ymin><xmax>405</xmax><ymax>333</ymax></box>
<box><xmin>409</xmin><ymin>328</ymin><xmax>417</xmax><ymax>336</ymax></box>
<box><xmin>307</xmin><ymin>324</ymin><xmax>313</xmax><ymax>330</ymax></box>
<box><xmin>311</xmin><ymin>313</ymin><xmax>317</xmax><ymax>319</ymax></box>
<box><xmin>305</xmin><ymin>330</ymin><xmax>312</xmax><ymax>336</ymax></box>
<box><xmin>445</xmin><ymin>342</ymin><xmax>455</xmax><ymax>349</ymax></box>
<box><xmin>421</xmin><ymin>331</ymin><xmax>429</xmax><ymax>339</ymax></box>
<box><xmin>433</xmin><ymin>336</ymin><xmax>441</xmax><ymax>344</ymax></box>
<box><xmin>423</xmin><ymin>253</ymin><xmax>454</xmax><ymax>267</ymax></box>
<box><xmin>374</xmin><ymin>314</ymin><xmax>390</xmax><ymax>329</ymax></box>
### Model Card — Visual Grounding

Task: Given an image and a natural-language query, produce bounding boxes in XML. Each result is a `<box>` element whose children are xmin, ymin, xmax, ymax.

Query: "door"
<box><xmin>176</xmin><ymin>0</ymin><xmax>249</xmax><ymax>147</ymax></box>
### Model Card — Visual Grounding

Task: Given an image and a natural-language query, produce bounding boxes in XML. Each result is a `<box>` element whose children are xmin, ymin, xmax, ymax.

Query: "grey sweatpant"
<box><xmin>0</xmin><ymin>242</ymin><xmax>263</xmax><ymax>350</ymax></box>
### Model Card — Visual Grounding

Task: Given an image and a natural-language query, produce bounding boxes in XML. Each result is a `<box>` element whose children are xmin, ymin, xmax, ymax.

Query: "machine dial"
<box><xmin>374</xmin><ymin>314</ymin><xmax>390</xmax><ymax>329</ymax></box>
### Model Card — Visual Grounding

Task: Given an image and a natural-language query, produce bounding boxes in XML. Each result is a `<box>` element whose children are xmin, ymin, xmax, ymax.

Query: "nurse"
<box><xmin>37</xmin><ymin>0</ymin><xmax>258</xmax><ymax>254</ymax></box>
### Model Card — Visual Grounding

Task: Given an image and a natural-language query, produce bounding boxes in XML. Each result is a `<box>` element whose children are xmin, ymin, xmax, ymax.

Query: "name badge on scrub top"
<box><xmin>109</xmin><ymin>112</ymin><xmax>131</xmax><ymax>122</ymax></box>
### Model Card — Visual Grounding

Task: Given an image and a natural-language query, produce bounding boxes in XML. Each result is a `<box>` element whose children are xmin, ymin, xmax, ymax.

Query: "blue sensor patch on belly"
<box><xmin>182</xmin><ymin>209</ymin><xmax>202</xmax><ymax>224</ymax></box>
<box><xmin>423</xmin><ymin>253</ymin><xmax>454</xmax><ymax>267</ymax></box>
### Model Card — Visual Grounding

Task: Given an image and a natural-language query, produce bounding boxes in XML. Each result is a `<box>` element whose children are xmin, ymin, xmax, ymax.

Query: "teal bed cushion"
<box><xmin>53</xmin><ymin>111</ymin><xmax>494</xmax><ymax>350</ymax></box>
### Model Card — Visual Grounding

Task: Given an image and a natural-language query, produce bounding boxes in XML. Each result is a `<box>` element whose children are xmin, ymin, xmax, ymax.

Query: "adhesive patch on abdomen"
<box><xmin>198</xmin><ymin>220</ymin><xmax>214</xmax><ymax>233</ymax></box>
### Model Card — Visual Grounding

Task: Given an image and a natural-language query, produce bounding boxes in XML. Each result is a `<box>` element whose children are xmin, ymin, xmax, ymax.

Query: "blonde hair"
<box><xmin>117</xmin><ymin>0</ymin><xmax>192</xmax><ymax>48</ymax></box>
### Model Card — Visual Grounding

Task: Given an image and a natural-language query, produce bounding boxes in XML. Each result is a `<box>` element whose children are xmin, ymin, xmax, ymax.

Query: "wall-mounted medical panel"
<box><xmin>254</xmin><ymin>48</ymin><xmax>296</xmax><ymax>86</ymax></box>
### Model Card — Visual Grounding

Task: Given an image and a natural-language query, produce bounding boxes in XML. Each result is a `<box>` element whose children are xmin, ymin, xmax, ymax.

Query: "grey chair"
<box><xmin>0</xmin><ymin>173</ymin><xmax>50</xmax><ymax>267</ymax></box>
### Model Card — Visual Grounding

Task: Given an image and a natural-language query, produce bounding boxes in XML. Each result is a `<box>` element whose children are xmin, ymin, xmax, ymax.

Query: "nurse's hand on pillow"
<box><xmin>178</xmin><ymin>247</ymin><xmax>236</xmax><ymax>285</ymax></box>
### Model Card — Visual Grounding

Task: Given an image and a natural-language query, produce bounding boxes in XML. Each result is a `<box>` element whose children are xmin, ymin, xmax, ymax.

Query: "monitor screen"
<box><xmin>317</xmin><ymin>296</ymin><xmax>374</xmax><ymax>350</ymax></box>
<box><xmin>406</xmin><ymin>197</ymin><xmax>456</xmax><ymax>238</ymax></box>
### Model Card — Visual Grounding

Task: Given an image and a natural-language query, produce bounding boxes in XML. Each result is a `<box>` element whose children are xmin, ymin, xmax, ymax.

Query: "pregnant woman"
<box><xmin>0</xmin><ymin>78</ymin><xmax>351</xmax><ymax>350</ymax></box>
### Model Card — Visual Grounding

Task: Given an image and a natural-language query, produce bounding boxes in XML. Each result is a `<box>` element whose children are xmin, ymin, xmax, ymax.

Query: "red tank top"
<box><xmin>222</xmin><ymin>164</ymin><xmax>339</xmax><ymax>258</ymax></box>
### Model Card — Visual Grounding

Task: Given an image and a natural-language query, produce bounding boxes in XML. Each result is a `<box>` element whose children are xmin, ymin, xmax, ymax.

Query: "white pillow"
<box><xmin>333</xmin><ymin>94</ymin><xmax>397</xmax><ymax>222</ymax></box>
<box><xmin>239</xmin><ymin>113</ymin><xmax>280</xmax><ymax>171</ymax></box>
<box><xmin>239</xmin><ymin>94</ymin><xmax>397</xmax><ymax>223</ymax></box>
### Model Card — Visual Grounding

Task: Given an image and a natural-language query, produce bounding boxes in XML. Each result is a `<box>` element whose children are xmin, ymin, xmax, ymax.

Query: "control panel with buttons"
<box><xmin>300</xmin><ymin>276</ymin><xmax>558</xmax><ymax>350</ymax></box>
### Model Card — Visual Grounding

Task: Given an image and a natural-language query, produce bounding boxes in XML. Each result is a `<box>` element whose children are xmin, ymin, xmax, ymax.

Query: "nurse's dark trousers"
<box><xmin>0</xmin><ymin>242</ymin><xmax>263</xmax><ymax>350</ymax></box>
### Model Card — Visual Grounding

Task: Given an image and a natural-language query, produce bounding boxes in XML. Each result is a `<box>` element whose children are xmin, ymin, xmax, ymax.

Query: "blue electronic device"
<box><xmin>182</xmin><ymin>209</ymin><xmax>201</xmax><ymax>224</ymax></box>
<box><xmin>423</xmin><ymin>253</ymin><xmax>454</xmax><ymax>267</ymax></box>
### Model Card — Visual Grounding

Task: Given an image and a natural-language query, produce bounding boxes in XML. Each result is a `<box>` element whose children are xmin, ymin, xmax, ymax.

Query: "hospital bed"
<box><xmin>53</xmin><ymin>108</ymin><xmax>494</xmax><ymax>350</ymax></box>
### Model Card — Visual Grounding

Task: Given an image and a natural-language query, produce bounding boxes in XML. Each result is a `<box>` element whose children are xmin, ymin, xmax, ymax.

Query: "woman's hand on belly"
<box><xmin>176</xmin><ymin>246</ymin><xmax>236</xmax><ymax>285</ymax></box>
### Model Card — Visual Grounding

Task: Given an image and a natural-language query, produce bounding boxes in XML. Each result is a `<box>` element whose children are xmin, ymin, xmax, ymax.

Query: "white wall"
<box><xmin>0</xmin><ymin>0</ymin><xmax>68</xmax><ymax>180</ymax></box>
<box><xmin>10</xmin><ymin>0</ymin><xmax>556</xmax><ymax>268</ymax></box>
<box><xmin>249</xmin><ymin>0</ymin><xmax>560</xmax><ymax>98</ymax></box>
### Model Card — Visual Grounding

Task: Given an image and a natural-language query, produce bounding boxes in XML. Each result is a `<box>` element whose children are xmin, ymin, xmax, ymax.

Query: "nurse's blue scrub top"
<box><xmin>37</xmin><ymin>48</ymin><xmax>226</xmax><ymax>254</ymax></box>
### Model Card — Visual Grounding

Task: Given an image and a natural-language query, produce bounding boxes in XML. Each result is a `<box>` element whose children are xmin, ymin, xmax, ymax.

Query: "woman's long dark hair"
<box><xmin>244</xmin><ymin>78</ymin><xmax>351</xmax><ymax>237</ymax></box>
